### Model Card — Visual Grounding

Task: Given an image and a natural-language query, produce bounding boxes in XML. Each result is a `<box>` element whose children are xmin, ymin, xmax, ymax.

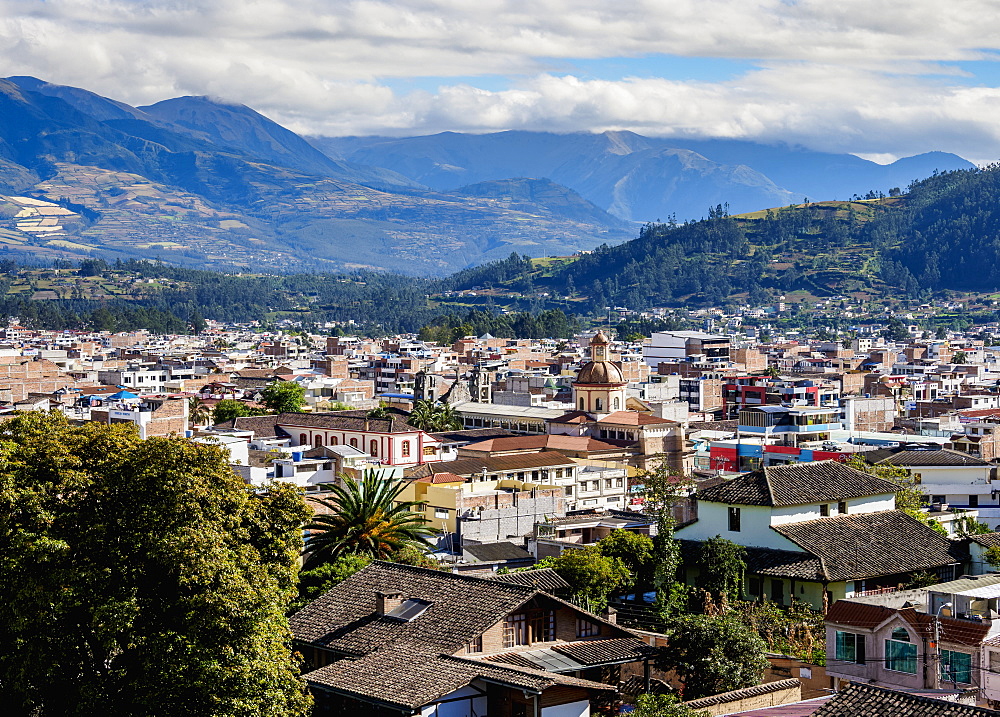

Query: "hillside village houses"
<box><xmin>15</xmin><ymin>311</ymin><xmax>1000</xmax><ymax>710</ymax></box>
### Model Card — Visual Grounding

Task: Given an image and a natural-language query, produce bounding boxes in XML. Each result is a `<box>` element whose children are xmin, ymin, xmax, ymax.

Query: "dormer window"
<box><xmin>820</xmin><ymin>504</ymin><xmax>830</xmax><ymax>517</ymax></box>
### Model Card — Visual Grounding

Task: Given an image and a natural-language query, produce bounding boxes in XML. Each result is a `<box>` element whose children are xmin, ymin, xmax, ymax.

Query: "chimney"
<box><xmin>375</xmin><ymin>590</ymin><xmax>405</xmax><ymax>616</ymax></box>
<box><xmin>603</xmin><ymin>606</ymin><xmax>617</xmax><ymax>624</ymax></box>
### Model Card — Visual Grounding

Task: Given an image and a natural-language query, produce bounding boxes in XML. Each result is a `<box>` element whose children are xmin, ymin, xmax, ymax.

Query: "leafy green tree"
<box><xmin>0</xmin><ymin>411</ymin><xmax>312</xmax><ymax>717</ymax></box>
<box><xmin>984</xmin><ymin>545</ymin><xmax>1000</xmax><ymax>571</ymax></box>
<box><xmin>695</xmin><ymin>536</ymin><xmax>747</xmax><ymax>602</ymax></box>
<box><xmin>657</xmin><ymin>614</ymin><xmax>770</xmax><ymax>700</ymax></box>
<box><xmin>550</xmin><ymin>547</ymin><xmax>630</xmax><ymax>613</ymax></box>
<box><xmin>291</xmin><ymin>554</ymin><xmax>372</xmax><ymax>613</ymax></box>
<box><xmin>630</xmin><ymin>694</ymin><xmax>710</xmax><ymax>717</ymax></box>
<box><xmin>953</xmin><ymin>350</ymin><xmax>969</xmax><ymax>364</ymax></box>
<box><xmin>261</xmin><ymin>381</ymin><xmax>306</xmax><ymax>413</ymax></box>
<box><xmin>303</xmin><ymin>470</ymin><xmax>436</xmax><ymax>568</ymax></box>
<box><xmin>212</xmin><ymin>398</ymin><xmax>264</xmax><ymax>424</ymax></box>
<box><xmin>597</xmin><ymin>529</ymin><xmax>655</xmax><ymax>592</ymax></box>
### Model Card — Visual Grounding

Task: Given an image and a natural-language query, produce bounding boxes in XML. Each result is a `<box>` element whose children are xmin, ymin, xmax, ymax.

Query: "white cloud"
<box><xmin>1</xmin><ymin>0</ymin><xmax>1000</xmax><ymax>159</ymax></box>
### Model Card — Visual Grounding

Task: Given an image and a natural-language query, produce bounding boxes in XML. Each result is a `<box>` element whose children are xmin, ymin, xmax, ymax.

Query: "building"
<box><xmin>825</xmin><ymin>574</ymin><xmax>1000</xmax><ymax>697</ymax></box>
<box><xmin>674</xmin><ymin>462</ymin><xmax>969</xmax><ymax>609</ymax></box>
<box><xmin>643</xmin><ymin>331</ymin><xmax>731</xmax><ymax>367</ymax></box>
<box><xmin>290</xmin><ymin>561</ymin><xmax>656</xmax><ymax>716</ymax></box>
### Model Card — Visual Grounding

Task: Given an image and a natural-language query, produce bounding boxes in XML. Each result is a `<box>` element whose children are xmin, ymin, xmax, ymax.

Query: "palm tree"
<box><xmin>188</xmin><ymin>396</ymin><xmax>212</xmax><ymax>428</ymax></box>
<box><xmin>302</xmin><ymin>470</ymin><xmax>436</xmax><ymax>568</ymax></box>
<box><xmin>407</xmin><ymin>399</ymin><xmax>462</xmax><ymax>432</ymax></box>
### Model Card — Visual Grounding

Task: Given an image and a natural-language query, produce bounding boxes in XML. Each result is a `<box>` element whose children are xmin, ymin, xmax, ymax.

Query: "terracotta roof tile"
<box><xmin>812</xmin><ymin>682</ymin><xmax>1000</xmax><ymax>716</ymax></box>
<box><xmin>772</xmin><ymin>510</ymin><xmax>968</xmax><ymax>582</ymax></box>
<box><xmin>696</xmin><ymin>461</ymin><xmax>900</xmax><ymax>507</ymax></box>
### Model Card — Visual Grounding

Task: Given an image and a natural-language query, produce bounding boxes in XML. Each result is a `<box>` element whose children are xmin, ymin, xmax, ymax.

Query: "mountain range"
<box><xmin>0</xmin><ymin>76</ymin><xmax>975</xmax><ymax>275</ymax></box>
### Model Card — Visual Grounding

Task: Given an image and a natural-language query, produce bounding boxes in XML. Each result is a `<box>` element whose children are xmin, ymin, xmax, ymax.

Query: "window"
<box><xmin>576</xmin><ymin>618</ymin><xmax>601</xmax><ymax>638</ymax></box>
<box><xmin>314</xmin><ymin>435</ymin><xmax>324</xmax><ymax>447</ymax></box>
<box><xmin>838</xmin><ymin>501</ymin><xmax>847</xmax><ymax>515</ymax></box>
<box><xmin>613</xmin><ymin>397</ymin><xmax>620</xmax><ymax>410</ymax></box>
<box><xmin>350</xmin><ymin>438</ymin><xmax>358</xmax><ymax>448</ymax></box>
<box><xmin>941</xmin><ymin>649</ymin><xmax>972</xmax><ymax>684</ymax></box>
<box><xmin>615</xmin><ymin>478</ymin><xmax>624</xmax><ymax>488</ymax></box>
<box><xmin>299</xmin><ymin>433</ymin><xmax>307</xmax><ymax>445</ymax></box>
<box><xmin>970</xmin><ymin>495</ymin><xmax>979</xmax><ymax>508</ymax></box>
<box><xmin>835</xmin><ymin>631</ymin><xmax>866</xmax><ymax>665</ymax></box>
<box><xmin>330</xmin><ymin>436</ymin><xmax>338</xmax><ymax>445</ymax></box>
<box><xmin>595</xmin><ymin>398</ymin><xmax>603</xmax><ymax>412</ymax></box>
<box><xmin>466</xmin><ymin>635</ymin><xmax>483</xmax><ymax>654</ymax></box>
<box><xmin>503</xmin><ymin>609</ymin><xmax>555</xmax><ymax>648</ymax></box>
<box><xmin>579</xmin><ymin>398</ymin><xmax>585</xmax><ymax>410</ymax></box>
<box><xmin>932</xmin><ymin>495</ymin><xmax>946</xmax><ymax>504</ymax></box>
<box><xmin>728</xmin><ymin>507</ymin><xmax>741</xmax><ymax>532</ymax></box>
<box><xmin>605</xmin><ymin>479</ymin><xmax>613</xmax><ymax>489</ymax></box>
<box><xmin>435</xmin><ymin>508</ymin><xmax>450</xmax><ymax>519</ymax></box>
<box><xmin>400</xmin><ymin>441</ymin><xmax>410</xmax><ymax>457</ymax></box>
<box><xmin>885</xmin><ymin>628</ymin><xmax>917</xmax><ymax>674</ymax></box>
<box><xmin>747</xmin><ymin>577</ymin><xmax>763</xmax><ymax>598</ymax></box>
<box><xmin>370</xmin><ymin>439</ymin><xmax>378</xmax><ymax>456</ymax></box>
<box><xmin>820</xmin><ymin>504</ymin><xmax>830</xmax><ymax>517</ymax></box>
<box><xmin>423</xmin><ymin>446</ymin><xmax>436</xmax><ymax>456</ymax></box>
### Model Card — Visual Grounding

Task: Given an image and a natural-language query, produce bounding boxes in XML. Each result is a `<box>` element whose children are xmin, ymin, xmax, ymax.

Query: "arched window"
<box><xmin>370</xmin><ymin>439</ymin><xmax>378</xmax><ymax>456</ymax></box>
<box><xmin>299</xmin><ymin>433</ymin><xmax>307</xmax><ymax>446</ymax></box>
<box><xmin>330</xmin><ymin>436</ymin><xmax>338</xmax><ymax>445</ymax></box>
<box><xmin>595</xmin><ymin>398</ymin><xmax>603</xmax><ymax>412</ymax></box>
<box><xmin>579</xmin><ymin>398</ymin><xmax>585</xmax><ymax>410</ymax></box>
<box><xmin>350</xmin><ymin>438</ymin><xmax>358</xmax><ymax>448</ymax></box>
<box><xmin>613</xmin><ymin>397</ymin><xmax>620</xmax><ymax>410</ymax></box>
<box><xmin>314</xmin><ymin>435</ymin><xmax>324</xmax><ymax>447</ymax></box>
<box><xmin>401</xmin><ymin>441</ymin><xmax>411</xmax><ymax>457</ymax></box>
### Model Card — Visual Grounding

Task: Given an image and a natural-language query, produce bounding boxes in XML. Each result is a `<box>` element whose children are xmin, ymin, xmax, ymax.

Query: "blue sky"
<box><xmin>2</xmin><ymin>0</ymin><xmax>1000</xmax><ymax>163</ymax></box>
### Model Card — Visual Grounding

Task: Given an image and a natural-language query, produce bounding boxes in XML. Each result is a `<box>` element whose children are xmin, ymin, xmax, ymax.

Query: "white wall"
<box><xmin>542</xmin><ymin>698</ymin><xmax>589</xmax><ymax>717</ymax></box>
<box><xmin>674</xmin><ymin>502</ymin><xmax>803</xmax><ymax>551</ymax></box>
<box><xmin>769</xmin><ymin>494</ymin><xmax>895</xmax><ymax>525</ymax></box>
<box><xmin>419</xmin><ymin>686</ymin><xmax>487</xmax><ymax>717</ymax></box>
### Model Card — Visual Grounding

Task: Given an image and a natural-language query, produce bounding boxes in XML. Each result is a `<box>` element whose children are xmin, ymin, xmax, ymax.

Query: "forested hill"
<box><xmin>449</xmin><ymin>165</ymin><xmax>1000</xmax><ymax>312</ymax></box>
<box><xmin>8</xmin><ymin>166</ymin><xmax>1000</xmax><ymax>337</ymax></box>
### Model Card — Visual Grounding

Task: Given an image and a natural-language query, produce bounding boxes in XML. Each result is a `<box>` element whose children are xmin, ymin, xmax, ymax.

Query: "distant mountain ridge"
<box><xmin>311</xmin><ymin>131</ymin><xmax>974</xmax><ymax>221</ymax></box>
<box><xmin>0</xmin><ymin>75</ymin><xmax>976</xmax><ymax>277</ymax></box>
<box><xmin>0</xmin><ymin>77</ymin><xmax>632</xmax><ymax>275</ymax></box>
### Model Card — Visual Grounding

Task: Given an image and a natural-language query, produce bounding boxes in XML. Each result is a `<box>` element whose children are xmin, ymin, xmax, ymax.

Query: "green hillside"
<box><xmin>449</xmin><ymin>166</ymin><xmax>1000</xmax><ymax>313</ymax></box>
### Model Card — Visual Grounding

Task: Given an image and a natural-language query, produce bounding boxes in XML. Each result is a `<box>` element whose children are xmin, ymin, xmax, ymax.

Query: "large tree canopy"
<box><xmin>0</xmin><ymin>412</ymin><xmax>312</xmax><ymax>717</ymax></box>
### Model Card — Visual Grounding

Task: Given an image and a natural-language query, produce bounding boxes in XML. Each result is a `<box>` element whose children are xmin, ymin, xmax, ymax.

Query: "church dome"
<box><xmin>576</xmin><ymin>360</ymin><xmax>625</xmax><ymax>385</ymax></box>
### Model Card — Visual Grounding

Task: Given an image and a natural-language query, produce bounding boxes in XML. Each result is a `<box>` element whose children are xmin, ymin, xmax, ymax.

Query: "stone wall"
<box><xmin>458</xmin><ymin>488</ymin><xmax>565</xmax><ymax>544</ymax></box>
<box><xmin>683</xmin><ymin>679</ymin><xmax>801</xmax><ymax>716</ymax></box>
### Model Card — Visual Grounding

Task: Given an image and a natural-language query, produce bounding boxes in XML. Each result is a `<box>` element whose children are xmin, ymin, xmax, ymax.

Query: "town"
<box><xmin>7</xmin><ymin>303</ymin><xmax>1000</xmax><ymax>715</ymax></box>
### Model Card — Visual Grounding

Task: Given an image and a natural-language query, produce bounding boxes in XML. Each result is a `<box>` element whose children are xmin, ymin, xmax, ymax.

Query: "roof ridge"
<box><xmin>369</xmin><ymin>560</ymin><xmax>535</xmax><ymax>592</ymax></box>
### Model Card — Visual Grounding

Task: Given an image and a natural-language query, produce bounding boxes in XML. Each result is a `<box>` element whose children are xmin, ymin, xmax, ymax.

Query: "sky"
<box><xmin>2</xmin><ymin>0</ymin><xmax>1000</xmax><ymax>163</ymax></box>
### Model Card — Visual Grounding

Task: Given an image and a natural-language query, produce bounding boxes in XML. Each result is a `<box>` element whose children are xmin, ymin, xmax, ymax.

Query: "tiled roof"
<box><xmin>303</xmin><ymin>646</ymin><xmax>613</xmax><ymax>710</ymax></box>
<box><xmin>684</xmin><ymin>678</ymin><xmax>800</xmax><ymax>709</ymax></box>
<box><xmin>293</xmin><ymin>562</ymin><xmax>636</xmax><ymax>710</ymax></box>
<box><xmin>414</xmin><ymin>471</ymin><xmax>466</xmax><ymax>484</ymax></box>
<box><xmin>290</xmin><ymin>561</ymin><xmax>534</xmax><ymax>655</ymax></box>
<box><xmin>213</xmin><ymin>414</ymin><xmax>286</xmax><ymax>438</ymax></box>
<box><xmin>486</xmin><ymin>568</ymin><xmax>571</xmax><ymax>592</ymax></box>
<box><xmin>772</xmin><ymin>510</ymin><xmax>968</xmax><ymax>582</ymax></box>
<box><xmin>812</xmin><ymin>682</ymin><xmax>1000</xmax><ymax>716</ymax></box>
<box><xmin>968</xmin><ymin>533</ymin><xmax>1000</xmax><ymax>549</ymax></box>
<box><xmin>275</xmin><ymin>412</ymin><xmax>420</xmax><ymax>434</ymax></box>
<box><xmin>595</xmin><ymin>411</ymin><xmax>676</xmax><ymax>426</ymax></box>
<box><xmin>695</xmin><ymin>461</ymin><xmax>900</xmax><ymax>507</ymax></box>
<box><xmin>551</xmin><ymin>638</ymin><xmax>657</xmax><ymax>666</ymax></box>
<box><xmin>406</xmin><ymin>453</ymin><xmax>577</xmax><ymax>479</ymax></box>
<box><xmin>874</xmin><ymin>448</ymin><xmax>991</xmax><ymax>467</ymax></box>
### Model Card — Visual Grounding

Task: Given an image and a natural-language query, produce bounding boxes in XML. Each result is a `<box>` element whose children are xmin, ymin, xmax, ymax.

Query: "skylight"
<box><xmin>385</xmin><ymin>598</ymin><xmax>432</xmax><ymax>622</ymax></box>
